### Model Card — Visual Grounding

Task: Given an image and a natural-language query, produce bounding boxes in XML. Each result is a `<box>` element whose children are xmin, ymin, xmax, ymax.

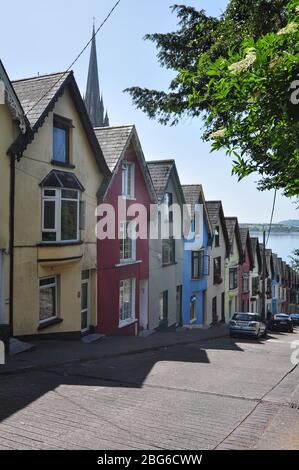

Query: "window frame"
<box><xmin>162</xmin><ymin>237</ymin><xmax>176</xmax><ymax>266</ymax></box>
<box><xmin>191</xmin><ymin>250</ymin><xmax>204</xmax><ymax>279</ymax></box>
<box><xmin>53</xmin><ymin>116</ymin><xmax>71</xmax><ymax>165</ymax></box>
<box><xmin>214</xmin><ymin>225</ymin><xmax>220</xmax><ymax>247</ymax></box>
<box><xmin>190</xmin><ymin>295</ymin><xmax>197</xmax><ymax>323</ymax></box>
<box><xmin>119</xmin><ymin>278</ymin><xmax>136</xmax><ymax>326</ymax></box>
<box><xmin>42</xmin><ymin>187</ymin><xmax>80</xmax><ymax>243</ymax></box>
<box><xmin>242</xmin><ymin>273</ymin><xmax>250</xmax><ymax>293</ymax></box>
<box><xmin>39</xmin><ymin>276</ymin><xmax>58</xmax><ymax>324</ymax></box>
<box><xmin>229</xmin><ymin>267</ymin><xmax>238</xmax><ymax>290</ymax></box>
<box><xmin>213</xmin><ymin>256</ymin><xmax>222</xmax><ymax>284</ymax></box>
<box><xmin>122</xmin><ymin>162</ymin><xmax>135</xmax><ymax>199</ymax></box>
<box><xmin>120</xmin><ymin>221</ymin><xmax>136</xmax><ymax>263</ymax></box>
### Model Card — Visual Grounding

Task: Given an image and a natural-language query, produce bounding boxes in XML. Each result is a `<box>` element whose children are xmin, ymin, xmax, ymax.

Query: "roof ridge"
<box><xmin>94</xmin><ymin>124</ymin><xmax>134</xmax><ymax>130</ymax></box>
<box><xmin>146</xmin><ymin>159</ymin><xmax>175</xmax><ymax>165</ymax></box>
<box><xmin>181</xmin><ymin>184</ymin><xmax>202</xmax><ymax>188</ymax></box>
<box><xmin>12</xmin><ymin>71</ymin><xmax>70</xmax><ymax>83</ymax></box>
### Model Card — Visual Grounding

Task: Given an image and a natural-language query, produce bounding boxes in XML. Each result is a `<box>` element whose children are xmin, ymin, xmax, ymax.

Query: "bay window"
<box><xmin>42</xmin><ymin>188</ymin><xmax>80</xmax><ymax>242</ymax></box>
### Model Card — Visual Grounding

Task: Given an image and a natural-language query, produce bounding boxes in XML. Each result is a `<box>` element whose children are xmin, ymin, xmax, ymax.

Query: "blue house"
<box><xmin>181</xmin><ymin>185</ymin><xmax>212</xmax><ymax>327</ymax></box>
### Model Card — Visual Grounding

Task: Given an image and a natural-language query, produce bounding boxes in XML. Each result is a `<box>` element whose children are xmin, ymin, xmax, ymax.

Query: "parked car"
<box><xmin>269</xmin><ymin>314</ymin><xmax>294</xmax><ymax>332</ymax></box>
<box><xmin>290</xmin><ymin>313</ymin><xmax>299</xmax><ymax>326</ymax></box>
<box><xmin>229</xmin><ymin>313</ymin><xmax>267</xmax><ymax>339</ymax></box>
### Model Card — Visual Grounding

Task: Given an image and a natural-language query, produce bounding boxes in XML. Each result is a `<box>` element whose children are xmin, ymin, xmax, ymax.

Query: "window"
<box><xmin>42</xmin><ymin>188</ymin><xmax>80</xmax><ymax>242</ymax></box>
<box><xmin>190</xmin><ymin>295</ymin><xmax>197</xmax><ymax>322</ymax></box>
<box><xmin>215</xmin><ymin>226</ymin><xmax>220</xmax><ymax>247</ymax></box>
<box><xmin>229</xmin><ymin>267</ymin><xmax>238</xmax><ymax>290</ymax></box>
<box><xmin>122</xmin><ymin>163</ymin><xmax>135</xmax><ymax>198</ymax></box>
<box><xmin>120</xmin><ymin>221</ymin><xmax>136</xmax><ymax>262</ymax></box>
<box><xmin>213</xmin><ymin>257</ymin><xmax>222</xmax><ymax>284</ymax></box>
<box><xmin>53</xmin><ymin>117</ymin><xmax>70</xmax><ymax>164</ymax></box>
<box><xmin>162</xmin><ymin>238</ymin><xmax>175</xmax><ymax>265</ymax></box>
<box><xmin>119</xmin><ymin>279</ymin><xmax>135</xmax><ymax>324</ymax></box>
<box><xmin>163</xmin><ymin>192</ymin><xmax>173</xmax><ymax>222</ymax></box>
<box><xmin>252</xmin><ymin>277</ymin><xmax>260</xmax><ymax>296</ymax></box>
<box><xmin>39</xmin><ymin>277</ymin><xmax>58</xmax><ymax>323</ymax></box>
<box><xmin>192</xmin><ymin>251</ymin><xmax>204</xmax><ymax>279</ymax></box>
<box><xmin>212</xmin><ymin>296</ymin><xmax>218</xmax><ymax>323</ymax></box>
<box><xmin>159</xmin><ymin>291</ymin><xmax>168</xmax><ymax>324</ymax></box>
<box><xmin>242</xmin><ymin>273</ymin><xmax>250</xmax><ymax>293</ymax></box>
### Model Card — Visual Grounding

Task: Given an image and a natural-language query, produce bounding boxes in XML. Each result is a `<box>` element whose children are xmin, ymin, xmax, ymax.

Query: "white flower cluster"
<box><xmin>277</xmin><ymin>22</ymin><xmax>298</xmax><ymax>35</ymax></box>
<box><xmin>228</xmin><ymin>48</ymin><xmax>257</xmax><ymax>74</ymax></box>
<box><xmin>208</xmin><ymin>128</ymin><xmax>226</xmax><ymax>139</ymax></box>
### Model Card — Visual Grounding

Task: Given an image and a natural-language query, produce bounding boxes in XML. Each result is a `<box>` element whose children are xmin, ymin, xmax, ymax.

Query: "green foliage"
<box><xmin>291</xmin><ymin>249</ymin><xmax>299</xmax><ymax>272</ymax></box>
<box><xmin>126</xmin><ymin>0</ymin><xmax>299</xmax><ymax>196</ymax></box>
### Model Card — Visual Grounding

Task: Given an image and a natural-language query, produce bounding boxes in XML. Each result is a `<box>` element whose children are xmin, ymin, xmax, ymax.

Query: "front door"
<box><xmin>139</xmin><ymin>279</ymin><xmax>149</xmax><ymax>330</ymax></box>
<box><xmin>81</xmin><ymin>271</ymin><xmax>90</xmax><ymax>333</ymax></box>
<box><xmin>159</xmin><ymin>291</ymin><xmax>168</xmax><ymax>327</ymax></box>
<box><xmin>176</xmin><ymin>285</ymin><xmax>183</xmax><ymax>326</ymax></box>
<box><xmin>221</xmin><ymin>292</ymin><xmax>225</xmax><ymax>322</ymax></box>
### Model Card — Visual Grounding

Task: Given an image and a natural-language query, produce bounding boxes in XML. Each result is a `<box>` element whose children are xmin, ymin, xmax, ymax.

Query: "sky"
<box><xmin>1</xmin><ymin>0</ymin><xmax>298</xmax><ymax>223</ymax></box>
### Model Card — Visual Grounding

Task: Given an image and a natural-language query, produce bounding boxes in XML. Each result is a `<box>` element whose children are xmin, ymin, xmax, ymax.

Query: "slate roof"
<box><xmin>239</xmin><ymin>228</ymin><xmax>249</xmax><ymax>252</ymax></box>
<box><xmin>146</xmin><ymin>160</ymin><xmax>174</xmax><ymax>203</ymax></box>
<box><xmin>9</xmin><ymin>71</ymin><xmax>109</xmax><ymax>176</ymax></box>
<box><xmin>251</xmin><ymin>237</ymin><xmax>262</xmax><ymax>273</ymax></box>
<box><xmin>181</xmin><ymin>185</ymin><xmax>212</xmax><ymax>236</ymax></box>
<box><xmin>94</xmin><ymin>125</ymin><xmax>134</xmax><ymax>171</ymax></box>
<box><xmin>12</xmin><ymin>72</ymin><xmax>69</xmax><ymax>127</ymax></box>
<box><xmin>225</xmin><ymin>217</ymin><xmax>238</xmax><ymax>246</ymax></box>
<box><xmin>206</xmin><ymin>201</ymin><xmax>222</xmax><ymax>231</ymax></box>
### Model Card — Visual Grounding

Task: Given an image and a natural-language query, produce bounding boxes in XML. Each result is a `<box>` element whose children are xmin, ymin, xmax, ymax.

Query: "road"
<box><xmin>0</xmin><ymin>329</ymin><xmax>299</xmax><ymax>450</ymax></box>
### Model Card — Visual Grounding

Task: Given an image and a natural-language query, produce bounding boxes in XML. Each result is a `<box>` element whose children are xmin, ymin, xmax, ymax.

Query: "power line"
<box><xmin>24</xmin><ymin>0</ymin><xmax>122</xmax><ymax>119</ymax></box>
<box><xmin>266</xmin><ymin>189</ymin><xmax>277</xmax><ymax>247</ymax></box>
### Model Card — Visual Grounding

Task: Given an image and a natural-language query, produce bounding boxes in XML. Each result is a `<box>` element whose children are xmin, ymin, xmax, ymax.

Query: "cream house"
<box><xmin>206</xmin><ymin>201</ymin><xmax>229</xmax><ymax>324</ymax></box>
<box><xmin>8</xmin><ymin>71</ymin><xmax>109</xmax><ymax>338</ymax></box>
<box><xmin>224</xmin><ymin>218</ymin><xmax>242</xmax><ymax>321</ymax></box>
<box><xmin>0</xmin><ymin>60</ymin><xmax>27</xmax><ymax>349</ymax></box>
<box><xmin>147</xmin><ymin>160</ymin><xmax>185</xmax><ymax>329</ymax></box>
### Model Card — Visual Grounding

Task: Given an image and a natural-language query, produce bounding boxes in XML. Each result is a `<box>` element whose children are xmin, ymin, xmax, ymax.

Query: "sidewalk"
<box><xmin>0</xmin><ymin>324</ymin><xmax>228</xmax><ymax>375</ymax></box>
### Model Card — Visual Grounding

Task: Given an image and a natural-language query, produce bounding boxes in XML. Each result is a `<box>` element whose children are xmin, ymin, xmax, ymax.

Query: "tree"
<box><xmin>126</xmin><ymin>0</ymin><xmax>299</xmax><ymax>196</ymax></box>
<box><xmin>291</xmin><ymin>249</ymin><xmax>299</xmax><ymax>272</ymax></box>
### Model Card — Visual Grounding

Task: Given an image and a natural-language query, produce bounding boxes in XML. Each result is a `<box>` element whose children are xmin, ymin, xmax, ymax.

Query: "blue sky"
<box><xmin>1</xmin><ymin>0</ymin><xmax>298</xmax><ymax>222</ymax></box>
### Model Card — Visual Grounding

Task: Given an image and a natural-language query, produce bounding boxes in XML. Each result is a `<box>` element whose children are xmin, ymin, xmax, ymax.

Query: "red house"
<box><xmin>94</xmin><ymin>126</ymin><xmax>156</xmax><ymax>336</ymax></box>
<box><xmin>239</xmin><ymin>228</ymin><xmax>254</xmax><ymax>312</ymax></box>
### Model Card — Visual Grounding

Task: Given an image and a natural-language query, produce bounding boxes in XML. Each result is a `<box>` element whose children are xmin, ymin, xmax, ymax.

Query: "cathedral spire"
<box><xmin>85</xmin><ymin>23</ymin><xmax>109</xmax><ymax>127</ymax></box>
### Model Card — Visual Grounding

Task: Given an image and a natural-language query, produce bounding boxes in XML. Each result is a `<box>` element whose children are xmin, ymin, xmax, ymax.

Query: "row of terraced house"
<box><xmin>1</xmin><ymin>39</ymin><xmax>299</xmax><ymax>349</ymax></box>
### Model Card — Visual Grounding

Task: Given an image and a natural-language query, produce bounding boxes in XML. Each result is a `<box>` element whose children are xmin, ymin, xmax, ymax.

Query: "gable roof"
<box><xmin>94</xmin><ymin>125</ymin><xmax>134</xmax><ymax>171</ymax></box>
<box><xmin>94</xmin><ymin>125</ymin><xmax>156</xmax><ymax>202</ymax></box>
<box><xmin>225</xmin><ymin>217</ymin><xmax>242</xmax><ymax>260</ymax></box>
<box><xmin>181</xmin><ymin>184</ymin><xmax>212</xmax><ymax>237</ymax></box>
<box><xmin>0</xmin><ymin>60</ymin><xmax>28</xmax><ymax>134</ymax></box>
<box><xmin>250</xmin><ymin>237</ymin><xmax>262</xmax><ymax>274</ymax></box>
<box><xmin>206</xmin><ymin>201</ymin><xmax>229</xmax><ymax>253</ymax></box>
<box><xmin>147</xmin><ymin>160</ymin><xmax>185</xmax><ymax>206</ymax></box>
<box><xmin>9</xmin><ymin>71</ymin><xmax>109</xmax><ymax>176</ymax></box>
<box><xmin>239</xmin><ymin>228</ymin><xmax>254</xmax><ymax>269</ymax></box>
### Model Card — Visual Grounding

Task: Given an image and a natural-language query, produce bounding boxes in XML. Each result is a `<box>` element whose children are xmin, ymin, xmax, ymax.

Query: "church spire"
<box><xmin>85</xmin><ymin>23</ymin><xmax>109</xmax><ymax>127</ymax></box>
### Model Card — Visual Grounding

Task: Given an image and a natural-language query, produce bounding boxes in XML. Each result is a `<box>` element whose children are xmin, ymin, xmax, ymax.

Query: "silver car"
<box><xmin>229</xmin><ymin>313</ymin><xmax>267</xmax><ymax>339</ymax></box>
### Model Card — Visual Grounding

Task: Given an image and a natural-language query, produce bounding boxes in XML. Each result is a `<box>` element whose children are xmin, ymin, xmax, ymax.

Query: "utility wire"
<box><xmin>266</xmin><ymin>189</ymin><xmax>278</xmax><ymax>247</ymax></box>
<box><xmin>24</xmin><ymin>0</ymin><xmax>122</xmax><ymax>119</ymax></box>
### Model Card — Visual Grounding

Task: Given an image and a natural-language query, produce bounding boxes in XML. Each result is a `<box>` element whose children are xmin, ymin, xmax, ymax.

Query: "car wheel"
<box><xmin>255</xmin><ymin>329</ymin><xmax>260</xmax><ymax>340</ymax></box>
<box><xmin>289</xmin><ymin>327</ymin><xmax>294</xmax><ymax>333</ymax></box>
<box><xmin>262</xmin><ymin>329</ymin><xmax>267</xmax><ymax>338</ymax></box>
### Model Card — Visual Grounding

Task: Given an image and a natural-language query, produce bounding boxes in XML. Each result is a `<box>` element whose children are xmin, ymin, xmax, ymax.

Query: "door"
<box><xmin>139</xmin><ymin>279</ymin><xmax>149</xmax><ymax>330</ymax></box>
<box><xmin>221</xmin><ymin>292</ymin><xmax>225</xmax><ymax>322</ymax></box>
<box><xmin>176</xmin><ymin>285</ymin><xmax>183</xmax><ymax>326</ymax></box>
<box><xmin>202</xmin><ymin>290</ymin><xmax>207</xmax><ymax>325</ymax></box>
<box><xmin>81</xmin><ymin>271</ymin><xmax>90</xmax><ymax>333</ymax></box>
<box><xmin>159</xmin><ymin>291</ymin><xmax>168</xmax><ymax>327</ymax></box>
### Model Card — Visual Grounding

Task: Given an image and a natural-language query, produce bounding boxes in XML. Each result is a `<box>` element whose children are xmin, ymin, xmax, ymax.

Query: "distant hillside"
<box><xmin>240</xmin><ymin>223</ymin><xmax>299</xmax><ymax>233</ymax></box>
<box><xmin>279</xmin><ymin>220</ymin><xmax>299</xmax><ymax>228</ymax></box>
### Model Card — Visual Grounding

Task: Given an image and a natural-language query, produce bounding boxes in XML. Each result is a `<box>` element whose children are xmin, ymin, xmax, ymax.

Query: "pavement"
<box><xmin>0</xmin><ymin>325</ymin><xmax>298</xmax><ymax>450</ymax></box>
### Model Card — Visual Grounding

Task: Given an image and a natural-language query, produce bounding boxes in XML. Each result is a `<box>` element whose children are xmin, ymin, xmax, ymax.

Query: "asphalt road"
<box><xmin>0</xmin><ymin>329</ymin><xmax>298</xmax><ymax>450</ymax></box>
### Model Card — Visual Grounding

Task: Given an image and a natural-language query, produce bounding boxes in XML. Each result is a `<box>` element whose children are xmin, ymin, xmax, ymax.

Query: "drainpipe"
<box><xmin>9</xmin><ymin>154</ymin><xmax>16</xmax><ymax>337</ymax></box>
<box><xmin>0</xmin><ymin>250</ymin><xmax>5</xmax><ymax>323</ymax></box>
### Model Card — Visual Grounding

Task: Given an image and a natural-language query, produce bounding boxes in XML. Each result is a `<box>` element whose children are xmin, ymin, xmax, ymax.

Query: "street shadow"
<box><xmin>0</xmin><ymin>335</ymin><xmax>245</xmax><ymax>423</ymax></box>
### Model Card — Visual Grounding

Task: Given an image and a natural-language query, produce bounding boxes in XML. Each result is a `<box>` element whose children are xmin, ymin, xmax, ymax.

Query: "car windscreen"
<box><xmin>275</xmin><ymin>315</ymin><xmax>289</xmax><ymax>319</ymax></box>
<box><xmin>232</xmin><ymin>314</ymin><xmax>260</xmax><ymax>322</ymax></box>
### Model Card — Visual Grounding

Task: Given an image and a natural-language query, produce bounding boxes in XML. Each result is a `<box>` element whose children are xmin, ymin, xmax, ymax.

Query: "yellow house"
<box><xmin>0</xmin><ymin>60</ymin><xmax>27</xmax><ymax>348</ymax></box>
<box><xmin>224</xmin><ymin>217</ymin><xmax>242</xmax><ymax>320</ymax></box>
<box><xmin>8</xmin><ymin>71</ymin><xmax>109</xmax><ymax>338</ymax></box>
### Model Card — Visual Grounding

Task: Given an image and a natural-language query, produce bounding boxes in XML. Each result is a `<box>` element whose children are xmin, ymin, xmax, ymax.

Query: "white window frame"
<box><xmin>42</xmin><ymin>188</ymin><xmax>80</xmax><ymax>243</ymax></box>
<box><xmin>122</xmin><ymin>163</ymin><xmax>135</xmax><ymax>199</ymax></box>
<box><xmin>120</xmin><ymin>221</ymin><xmax>136</xmax><ymax>263</ymax></box>
<box><xmin>119</xmin><ymin>278</ymin><xmax>136</xmax><ymax>327</ymax></box>
<box><xmin>39</xmin><ymin>276</ymin><xmax>58</xmax><ymax>324</ymax></box>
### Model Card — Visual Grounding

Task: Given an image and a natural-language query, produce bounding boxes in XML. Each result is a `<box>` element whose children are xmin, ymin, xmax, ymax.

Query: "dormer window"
<box><xmin>53</xmin><ymin>116</ymin><xmax>72</xmax><ymax>165</ymax></box>
<box><xmin>122</xmin><ymin>163</ymin><xmax>135</xmax><ymax>198</ymax></box>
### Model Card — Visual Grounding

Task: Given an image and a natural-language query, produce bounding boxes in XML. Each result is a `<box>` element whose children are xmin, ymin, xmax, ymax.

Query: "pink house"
<box><xmin>239</xmin><ymin>228</ymin><xmax>254</xmax><ymax>312</ymax></box>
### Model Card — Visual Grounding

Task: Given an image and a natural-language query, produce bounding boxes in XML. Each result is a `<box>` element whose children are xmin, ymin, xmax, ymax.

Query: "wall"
<box><xmin>13</xmin><ymin>88</ymin><xmax>103</xmax><ymax>336</ymax></box>
<box><xmin>97</xmin><ymin>143</ymin><xmax>151</xmax><ymax>336</ymax></box>
<box><xmin>207</xmin><ymin>219</ymin><xmax>226</xmax><ymax>324</ymax></box>
<box><xmin>225</xmin><ymin>234</ymin><xmax>240</xmax><ymax>321</ymax></box>
<box><xmin>148</xmin><ymin>176</ymin><xmax>184</xmax><ymax>330</ymax></box>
